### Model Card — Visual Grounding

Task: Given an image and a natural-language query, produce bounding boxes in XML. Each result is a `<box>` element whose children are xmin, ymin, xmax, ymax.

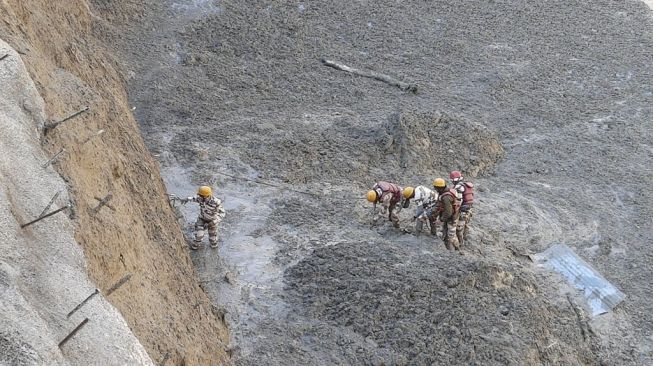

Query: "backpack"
<box><xmin>437</xmin><ymin>189</ymin><xmax>461</xmax><ymax>216</ymax></box>
<box><xmin>461</xmin><ymin>182</ymin><xmax>474</xmax><ymax>207</ymax></box>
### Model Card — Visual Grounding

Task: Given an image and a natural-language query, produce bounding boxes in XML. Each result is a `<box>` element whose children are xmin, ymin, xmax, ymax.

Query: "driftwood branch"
<box><xmin>321</xmin><ymin>58</ymin><xmax>417</xmax><ymax>93</ymax></box>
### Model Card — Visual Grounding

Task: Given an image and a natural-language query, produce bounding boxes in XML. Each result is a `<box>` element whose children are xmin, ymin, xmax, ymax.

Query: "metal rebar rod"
<box><xmin>44</xmin><ymin>106</ymin><xmax>89</xmax><ymax>132</ymax></box>
<box><xmin>160</xmin><ymin>352</ymin><xmax>170</xmax><ymax>366</ymax></box>
<box><xmin>39</xmin><ymin>190</ymin><xmax>62</xmax><ymax>218</ymax></box>
<box><xmin>105</xmin><ymin>273</ymin><xmax>132</xmax><ymax>296</ymax></box>
<box><xmin>92</xmin><ymin>193</ymin><xmax>113</xmax><ymax>213</ymax></box>
<box><xmin>20</xmin><ymin>204</ymin><xmax>70</xmax><ymax>229</ymax></box>
<box><xmin>66</xmin><ymin>289</ymin><xmax>99</xmax><ymax>318</ymax></box>
<box><xmin>42</xmin><ymin>148</ymin><xmax>66</xmax><ymax>168</ymax></box>
<box><xmin>58</xmin><ymin>318</ymin><xmax>89</xmax><ymax>348</ymax></box>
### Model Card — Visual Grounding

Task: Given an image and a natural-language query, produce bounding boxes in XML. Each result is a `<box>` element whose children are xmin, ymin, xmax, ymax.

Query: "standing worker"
<box><xmin>366</xmin><ymin>181</ymin><xmax>402</xmax><ymax>229</ymax></box>
<box><xmin>180</xmin><ymin>186</ymin><xmax>226</xmax><ymax>250</ymax></box>
<box><xmin>433</xmin><ymin>178</ymin><xmax>461</xmax><ymax>252</ymax></box>
<box><xmin>450</xmin><ymin>171</ymin><xmax>474</xmax><ymax>246</ymax></box>
<box><xmin>402</xmin><ymin>186</ymin><xmax>439</xmax><ymax>235</ymax></box>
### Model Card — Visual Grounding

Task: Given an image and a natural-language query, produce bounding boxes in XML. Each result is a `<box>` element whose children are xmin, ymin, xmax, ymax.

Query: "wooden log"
<box><xmin>321</xmin><ymin>58</ymin><xmax>417</xmax><ymax>93</ymax></box>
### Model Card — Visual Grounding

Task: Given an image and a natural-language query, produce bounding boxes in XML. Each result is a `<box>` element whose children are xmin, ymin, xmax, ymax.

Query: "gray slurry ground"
<box><xmin>102</xmin><ymin>0</ymin><xmax>653</xmax><ymax>364</ymax></box>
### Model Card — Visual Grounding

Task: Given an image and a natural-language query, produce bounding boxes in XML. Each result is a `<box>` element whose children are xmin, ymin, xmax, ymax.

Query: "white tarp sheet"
<box><xmin>532</xmin><ymin>244</ymin><xmax>625</xmax><ymax>317</ymax></box>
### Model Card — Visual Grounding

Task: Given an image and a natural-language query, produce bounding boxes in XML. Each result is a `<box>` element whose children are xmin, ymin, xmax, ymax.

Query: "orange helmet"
<box><xmin>432</xmin><ymin>178</ymin><xmax>446</xmax><ymax>188</ymax></box>
<box><xmin>198</xmin><ymin>186</ymin><xmax>212</xmax><ymax>197</ymax></box>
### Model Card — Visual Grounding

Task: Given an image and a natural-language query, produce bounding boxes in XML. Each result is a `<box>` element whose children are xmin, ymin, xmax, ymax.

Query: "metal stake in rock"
<box><xmin>44</xmin><ymin>106</ymin><xmax>89</xmax><ymax>133</ymax></box>
<box><xmin>42</xmin><ymin>148</ymin><xmax>67</xmax><ymax>168</ymax></box>
<box><xmin>58</xmin><ymin>318</ymin><xmax>89</xmax><ymax>348</ymax></box>
<box><xmin>105</xmin><ymin>273</ymin><xmax>132</xmax><ymax>296</ymax></box>
<box><xmin>20</xmin><ymin>204</ymin><xmax>71</xmax><ymax>229</ymax></box>
<box><xmin>67</xmin><ymin>289</ymin><xmax>99</xmax><ymax>318</ymax></box>
<box><xmin>160</xmin><ymin>352</ymin><xmax>170</xmax><ymax>366</ymax></box>
<box><xmin>91</xmin><ymin>192</ymin><xmax>114</xmax><ymax>214</ymax></box>
<box><xmin>39</xmin><ymin>190</ymin><xmax>62</xmax><ymax>218</ymax></box>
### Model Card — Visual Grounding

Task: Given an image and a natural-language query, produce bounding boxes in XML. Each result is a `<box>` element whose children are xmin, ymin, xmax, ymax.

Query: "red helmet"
<box><xmin>450</xmin><ymin>170</ymin><xmax>463</xmax><ymax>183</ymax></box>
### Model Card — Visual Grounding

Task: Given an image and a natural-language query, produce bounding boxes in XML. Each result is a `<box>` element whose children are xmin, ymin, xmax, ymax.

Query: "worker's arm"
<box><xmin>214</xmin><ymin>199</ymin><xmax>226</xmax><ymax>221</ymax></box>
<box><xmin>380</xmin><ymin>194</ymin><xmax>393</xmax><ymax>213</ymax></box>
<box><xmin>440</xmin><ymin>196</ymin><xmax>453</xmax><ymax>222</ymax></box>
<box><xmin>180</xmin><ymin>195</ymin><xmax>198</xmax><ymax>204</ymax></box>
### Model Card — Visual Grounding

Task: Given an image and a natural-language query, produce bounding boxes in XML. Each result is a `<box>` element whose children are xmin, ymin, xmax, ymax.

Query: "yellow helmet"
<box><xmin>432</xmin><ymin>178</ymin><xmax>446</xmax><ymax>188</ymax></box>
<box><xmin>198</xmin><ymin>186</ymin><xmax>212</xmax><ymax>197</ymax></box>
<box><xmin>366</xmin><ymin>190</ymin><xmax>377</xmax><ymax>202</ymax></box>
<box><xmin>402</xmin><ymin>187</ymin><xmax>415</xmax><ymax>199</ymax></box>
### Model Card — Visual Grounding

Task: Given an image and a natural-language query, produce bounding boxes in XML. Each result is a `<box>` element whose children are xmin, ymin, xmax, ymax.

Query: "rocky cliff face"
<box><xmin>0</xmin><ymin>2</ymin><xmax>229</xmax><ymax>365</ymax></box>
<box><xmin>0</xmin><ymin>39</ymin><xmax>153</xmax><ymax>366</ymax></box>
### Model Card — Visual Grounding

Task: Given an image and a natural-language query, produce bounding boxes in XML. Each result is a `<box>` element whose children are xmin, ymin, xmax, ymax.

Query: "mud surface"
<box><xmin>100</xmin><ymin>0</ymin><xmax>653</xmax><ymax>364</ymax></box>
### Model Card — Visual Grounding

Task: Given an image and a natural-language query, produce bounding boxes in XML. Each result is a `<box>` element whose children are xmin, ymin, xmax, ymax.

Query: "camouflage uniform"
<box><xmin>453</xmin><ymin>182</ymin><xmax>473</xmax><ymax>246</ymax></box>
<box><xmin>185</xmin><ymin>195</ymin><xmax>226</xmax><ymax>248</ymax></box>
<box><xmin>372</xmin><ymin>181</ymin><xmax>402</xmax><ymax>228</ymax></box>
<box><xmin>409</xmin><ymin>186</ymin><xmax>439</xmax><ymax>235</ymax></box>
<box><xmin>437</xmin><ymin>190</ymin><xmax>460</xmax><ymax>251</ymax></box>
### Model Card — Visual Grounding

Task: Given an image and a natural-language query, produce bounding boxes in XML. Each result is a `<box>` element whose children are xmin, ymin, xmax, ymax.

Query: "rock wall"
<box><xmin>0</xmin><ymin>2</ymin><xmax>229</xmax><ymax>365</ymax></box>
<box><xmin>0</xmin><ymin>39</ymin><xmax>152</xmax><ymax>366</ymax></box>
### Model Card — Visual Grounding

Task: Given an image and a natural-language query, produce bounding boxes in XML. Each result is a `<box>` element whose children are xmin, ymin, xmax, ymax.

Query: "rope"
<box><xmin>211</xmin><ymin>171</ymin><xmax>367</xmax><ymax>200</ymax></box>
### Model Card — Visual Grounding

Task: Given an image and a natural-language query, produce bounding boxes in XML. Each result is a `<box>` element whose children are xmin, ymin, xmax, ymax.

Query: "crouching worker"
<box><xmin>180</xmin><ymin>186</ymin><xmax>226</xmax><ymax>250</ymax></box>
<box><xmin>402</xmin><ymin>186</ymin><xmax>439</xmax><ymax>235</ymax></box>
<box><xmin>366</xmin><ymin>181</ymin><xmax>402</xmax><ymax>229</ymax></box>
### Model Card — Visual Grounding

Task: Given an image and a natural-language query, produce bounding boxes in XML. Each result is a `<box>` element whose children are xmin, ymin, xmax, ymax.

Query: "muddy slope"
<box><xmin>0</xmin><ymin>1</ymin><xmax>229</xmax><ymax>365</ymax></box>
<box><xmin>105</xmin><ymin>0</ymin><xmax>651</xmax><ymax>365</ymax></box>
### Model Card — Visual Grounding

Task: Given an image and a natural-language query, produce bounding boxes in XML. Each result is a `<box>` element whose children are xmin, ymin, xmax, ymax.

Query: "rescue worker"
<box><xmin>366</xmin><ymin>181</ymin><xmax>402</xmax><ymax>228</ymax></box>
<box><xmin>402</xmin><ymin>186</ymin><xmax>439</xmax><ymax>235</ymax></box>
<box><xmin>181</xmin><ymin>186</ymin><xmax>226</xmax><ymax>250</ymax></box>
<box><xmin>433</xmin><ymin>178</ymin><xmax>461</xmax><ymax>251</ymax></box>
<box><xmin>450</xmin><ymin>171</ymin><xmax>474</xmax><ymax>246</ymax></box>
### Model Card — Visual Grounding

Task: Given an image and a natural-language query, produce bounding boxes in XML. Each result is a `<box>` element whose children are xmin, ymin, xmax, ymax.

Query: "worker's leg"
<box><xmin>456</xmin><ymin>212</ymin><xmax>467</xmax><ymax>247</ymax></box>
<box><xmin>207</xmin><ymin>220</ymin><xmax>219</xmax><ymax>248</ymax></box>
<box><xmin>193</xmin><ymin>217</ymin><xmax>207</xmax><ymax>249</ymax></box>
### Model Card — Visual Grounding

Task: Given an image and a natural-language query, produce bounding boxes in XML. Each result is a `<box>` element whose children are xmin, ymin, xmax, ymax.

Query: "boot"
<box><xmin>210</xmin><ymin>240</ymin><xmax>218</xmax><ymax>249</ymax></box>
<box><xmin>444</xmin><ymin>239</ymin><xmax>452</xmax><ymax>250</ymax></box>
